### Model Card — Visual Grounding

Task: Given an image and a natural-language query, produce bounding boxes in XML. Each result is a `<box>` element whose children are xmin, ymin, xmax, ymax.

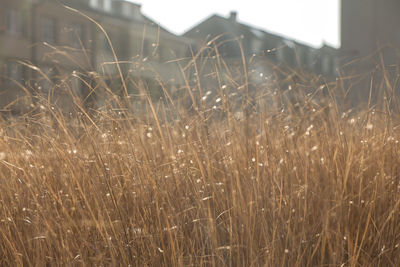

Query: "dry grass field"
<box><xmin>1</xmin><ymin>40</ymin><xmax>400</xmax><ymax>266</ymax></box>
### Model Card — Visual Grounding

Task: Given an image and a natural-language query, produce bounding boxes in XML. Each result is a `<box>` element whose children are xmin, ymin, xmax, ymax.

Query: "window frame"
<box><xmin>6</xmin><ymin>8</ymin><xmax>24</xmax><ymax>37</ymax></box>
<box><xmin>67</xmin><ymin>23</ymin><xmax>85</xmax><ymax>48</ymax></box>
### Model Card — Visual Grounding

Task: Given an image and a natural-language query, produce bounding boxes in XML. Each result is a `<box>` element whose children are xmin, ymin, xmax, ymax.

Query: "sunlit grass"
<box><xmin>1</xmin><ymin>31</ymin><xmax>400</xmax><ymax>266</ymax></box>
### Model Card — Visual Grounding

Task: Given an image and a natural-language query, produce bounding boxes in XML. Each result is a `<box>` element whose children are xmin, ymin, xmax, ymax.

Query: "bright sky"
<box><xmin>132</xmin><ymin>0</ymin><xmax>340</xmax><ymax>48</ymax></box>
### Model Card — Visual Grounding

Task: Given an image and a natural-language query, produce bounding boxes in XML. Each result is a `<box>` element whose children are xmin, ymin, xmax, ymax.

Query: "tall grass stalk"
<box><xmin>1</xmin><ymin>22</ymin><xmax>400</xmax><ymax>266</ymax></box>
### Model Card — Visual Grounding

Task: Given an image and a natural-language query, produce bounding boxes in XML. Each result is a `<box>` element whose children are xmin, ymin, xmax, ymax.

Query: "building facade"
<box><xmin>184</xmin><ymin>12</ymin><xmax>338</xmax><ymax>78</ymax></box>
<box><xmin>340</xmin><ymin>0</ymin><xmax>400</xmax><ymax>102</ymax></box>
<box><xmin>340</xmin><ymin>0</ymin><xmax>400</xmax><ymax>66</ymax></box>
<box><xmin>0</xmin><ymin>0</ymin><xmax>193</xmax><ymax>112</ymax></box>
<box><xmin>0</xmin><ymin>0</ymin><xmax>34</xmax><ymax>110</ymax></box>
<box><xmin>3</xmin><ymin>1</ymin><xmax>371</xmax><ymax>112</ymax></box>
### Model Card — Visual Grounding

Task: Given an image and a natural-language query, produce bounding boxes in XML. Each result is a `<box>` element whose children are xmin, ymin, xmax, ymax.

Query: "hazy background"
<box><xmin>132</xmin><ymin>0</ymin><xmax>340</xmax><ymax>48</ymax></box>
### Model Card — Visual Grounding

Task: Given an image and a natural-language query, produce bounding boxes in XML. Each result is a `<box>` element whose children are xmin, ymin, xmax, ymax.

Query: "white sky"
<box><xmin>132</xmin><ymin>0</ymin><xmax>340</xmax><ymax>48</ymax></box>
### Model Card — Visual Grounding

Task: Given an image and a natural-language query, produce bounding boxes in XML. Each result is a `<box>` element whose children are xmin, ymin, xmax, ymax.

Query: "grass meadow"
<box><xmin>1</xmin><ymin>36</ymin><xmax>400</xmax><ymax>266</ymax></box>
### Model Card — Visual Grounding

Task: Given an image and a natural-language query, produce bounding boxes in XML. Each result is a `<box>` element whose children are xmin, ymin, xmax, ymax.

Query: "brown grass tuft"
<box><xmin>1</xmin><ymin>41</ymin><xmax>400</xmax><ymax>266</ymax></box>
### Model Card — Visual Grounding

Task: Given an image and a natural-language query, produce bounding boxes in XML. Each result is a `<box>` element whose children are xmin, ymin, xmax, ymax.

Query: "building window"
<box><xmin>39</xmin><ymin>66</ymin><xmax>56</xmax><ymax>93</ymax></box>
<box><xmin>101</xmin><ymin>33</ymin><xmax>112</xmax><ymax>52</ymax></box>
<box><xmin>90</xmin><ymin>0</ymin><xmax>111</xmax><ymax>11</ymax></box>
<box><xmin>41</xmin><ymin>17</ymin><xmax>56</xmax><ymax>44</ymax></box>
<box><xmin>122</xmin><ymin>3</ymin><xmax>132</xmax><ymax>17</ymax></box>
<box><xmin>6</xmin><ymin>62</ymin><xmax>24</xmax><ymax>84</ymax></box>
<box><xmin>67</xmin><ymin>23</ymin><xmax>84</xmax><ymax>48</ymax></box>
<box><xmin>132</xmin><ymin>6</ymin><xmax>142</xmax><ymax>20</ymax></box>
<box><xmin>103</xmin><ymin>0</ymin><xmax>112</xmax><ymax>11</ymax></box>
<box><xmin>89</xmin><ymin>0</ymin><xmax>97</xmax><ymax>8</ymax></box>
<box><xmin>98</xmin><ymin>0</ymin><xmax>105</xmax><ymax>8</ymax></box>
<box><xmin>6</xmin><ymin>9</ymin><xmax>23</xmax><ymax>36</ymax></box>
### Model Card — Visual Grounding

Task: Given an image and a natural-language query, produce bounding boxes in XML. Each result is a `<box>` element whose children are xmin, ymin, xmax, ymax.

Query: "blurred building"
<box><xmin>0</xmin><ymin>0</ymin><xmax>33</xmax><ymax>110</ymax></box>
<box><xmin>340</xmin><ymin>0</ymin><xmax>400</xmax><ymax>66</ymax></box>
<box><xmin>0</xmin><ymin>0</ymin><xmax>193</xmax><ymax>112</ymax></box>
<box><xmin>340</xmin><ymin>0</ymin><xmax>400</xmax><ymax>102</ymax></box>
<box><xmin>184</xmin><ymin>12</ymin><xmax>338</xmax><ymax>79</ymax></box>
<box><xmin>8</xmin><ymin>1</ymin><xmax>394</xmax><ymax>111</ymax></box>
